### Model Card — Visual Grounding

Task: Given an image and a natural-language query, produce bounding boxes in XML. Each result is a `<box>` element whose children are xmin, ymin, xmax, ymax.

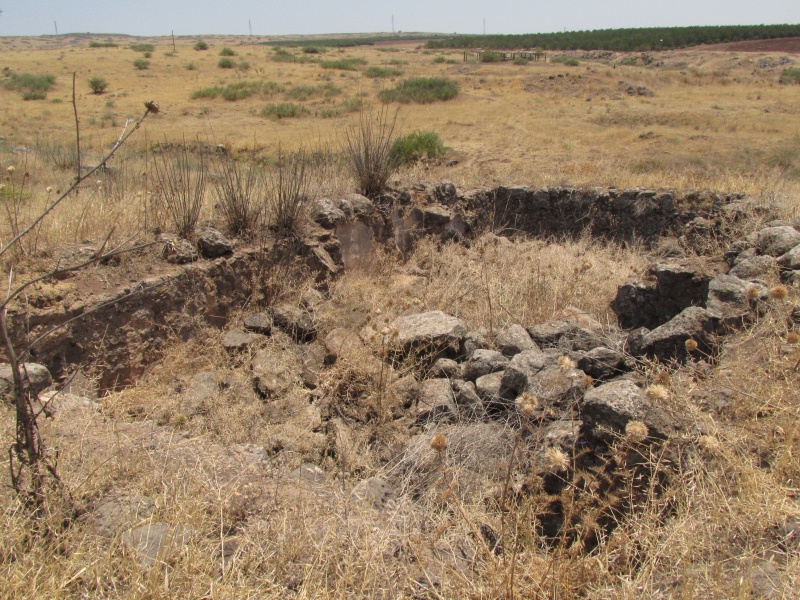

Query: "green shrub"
<box><xmin>185</xmin><ymin>62</ymin><xmax>197</xmax><ymax>70</ymax></box>
<box><xmin>319</xmin><ymin>98</ymin><xmax>363</xmax><ymax>118</ymax></box>
<box><xmin>284</xmin><ymin>82</ymin><xmax>341</xmax><ymax>101</ymax></box>
<box><xmin>780</xmin><ymin>68</ymin><xmax>800</xmax><ymax>84</ymax></box>
<box><xmin>388</xmin><ymin>59</ymin><xmax>408</xmax><ymax>65</ymax></box>
<box><xmin>219</xmin><ymin>47</ymin><xmax>236</xmax><ymax>56</ymax></box>
<box><xmin>261</xmin><ymin>103</ymin><xmax>308</xmax><ymax>119</ymax></box>
<box><xmin>321</xmin><ymin>57</ymin><xmax>367</xmax><ymax>70</ymax></box>
<box><xmin>133</xmin><ymin>59</ymin><xmax>150</xmax><ymax>70</ymax></box>
<box><xmin>89</xmin><ymin>41</ymin><xmax>118</xmax><ymax>48</ymax></box>
<box><xmin>481</xmin><ymin>50</ymin><xmax>501</xmax><ymax>62</ymax></box>
<box><xmin>4</xmin><ymin>73</ymin><xmax>56</xmax><ymax>99</ymax></box>
<box><xmin>378</xmin><ymin>77</ymin><xmax>459</xmax><ymax>104</ymax></box>
<box><xmin>194</xmin><ymin>40</ymin><xmax>209</xmax><ymax>51</ymax></box>
<box><xmin>302</xmin><ymin>46</ymin><xmax>323</xmax><ymax>54</ymax></box>
<box><xmin>513</xmin><ymin>57</ymin><xmax>530</xmax><ymax>65</ymax></box>
<box><xmin>221</xmin><ymin>81</ymin><xmax>260</xmax><ymax>100</ymax></box>
<box><xmin>88</xmin><ymin>77</ymin><xmax>109</xmax><ymax>94</ymax></box>
<box><xmin>433</xmin><ymin>56</ymin><xmax>446</xmax><ymax>64</ymax></box>
<box><xmin>364</xmin><ymin>66</ymin><xmax>403</xmax><ymax>78</ymax></box>
<box><xmin>390</xmin><ymin>130</ymin><xmax>446</xmax><ymax>165</ymax></box>
<box><xmin>271</xmin><ymin>48</ymin><xmax>296</xmax><ymax>62</ymax></box>
<box><xmin>218</xmin><ymin>58</ymin><xmax>235</xmax><ymax>69</ymax></box>
<box><xmin>130</xmin><ymin>43</ymin><xmax>155</xmax><ymax>53</ymax></box>
<box><xmin>191</xmin><ymin>86</ymin><xmax>223</xmax><ymax>99</ymax></box>
<box><xmin>143</xmin><ymin>51</ymin><xmax>152</xmax><ymax>58</ymax></box>
<box><xmin>552</xmin><ymin>56</ymin><xmax>580</xmax><ymax>66</ymax></box>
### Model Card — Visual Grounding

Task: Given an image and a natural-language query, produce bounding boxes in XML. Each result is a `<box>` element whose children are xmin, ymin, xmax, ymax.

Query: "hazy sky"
<box><xmin>0</xmin><ymin>1</ymin><xmax>798</xmax><ymax>37</ymax></box>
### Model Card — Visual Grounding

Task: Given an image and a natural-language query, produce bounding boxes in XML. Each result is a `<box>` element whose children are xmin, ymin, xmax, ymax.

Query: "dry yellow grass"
<box><xmin>1</xmin><ymin>34</ymin><xmax>800</xmax><ymax>599</ymax></box>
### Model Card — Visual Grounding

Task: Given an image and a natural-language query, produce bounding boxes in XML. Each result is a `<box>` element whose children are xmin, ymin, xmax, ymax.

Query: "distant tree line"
<box><xmin>424</xmin><ymin>24</ymin><xmax>800</xmax><ymax>52</ymax></box>
<box><xmin>264</xmin><ymin>34</ymin><xmax>443</xmax><ymax>48</ymax></box>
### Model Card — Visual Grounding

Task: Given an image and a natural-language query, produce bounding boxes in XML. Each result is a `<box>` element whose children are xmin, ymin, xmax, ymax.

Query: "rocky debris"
<box><xmin>527</xmin><ymin>319</ymin><xmax>606</xmax><ymax>352</ymax></box>
<box><xmin>391</xmin><ymin>311</ymin><xmax>467</xmax><ymax>355</ymax></box>
<box><xmin>753</xmin><ymin>226</ymin><xmax>800</xmax><ymax>257</ymax></box>
<box><xmin>299</xmin><ymin>343</ymin><xmax>325</xmax><ymax>389</ymax></box>
<box><xmin>221</xmin><ymin>329</ymin><xmax>260</xmax><ymax>352</ymax></box>
<box><xmin>494</xmin><ymin>324</ymin><xmax>536</xmax><ymax>357</ymax></box>
<box><xmin>302</xmin><ymin>239</ymin><xmax>341</xmax><ymax>279</ymax></box>
<box><xmin>431</xmin><ymin>357</ymin><xmax>462</xmax><ymax>379</ymax></box>
<box><xmin>416</xmin><ymin>378</ymin><xmax>457</xmax><ymax>423</ymax></box>
<box><xmin>183</xmin><ymin>370</ymin><xmax>218</xmax><ymax>415</ymax></box>
<box><xmin>581</xmin><ymin>379</ymin><xmax>677</xmax><ymax>442</ymax></box>
<box><xmin>323</xmin><ymin>328</ymin><xmax>368</xmax><ymax>365</ymax></box>
<box><xmin>451</xmin><ymin>379</ymin><xmax>484</xmax><ymax>419</ymax></box>
<box><xmin>163</xmin><ymin>237</ymin><xmax>199</xmax><ymax>264</ymax></box>
<box><xmin>63</xmin><ymin>370</ymin><xmax>98</xmax><ymax>399</ymax></box>
<box><xmin>611</xmin><ymin>259</ymin><xmax>727</xmax><ymax>330</ymax></box>
<box><xmin>577</xmin><ymin>347</ymin><xmax>632</xmax><ymax>380</ymax></box>
<box><xmin>522</xmin><ymin>365</ymin><xmax>587</xmax><ymax>415</ymax></box>
<box><xmin>243</xmin><ymin>311</ymin><xmax>272</xmax><ymax>335</ymax></box>
<box><xmin>197</xmin><ymin>227</ymin><xmax>234</xmax><ymax>258</ymax></box>
<box><xmin>352</xmin><ymin>477</ymin><xmax>396</xmax><ymax>510</ymax></box>
<box><xmin>498</xmin><ymin>349</ymin><xmax>549</xmax><ymax>401</ymax></box>
<box><xmin>311</xmin><ymin>198</ymin><xmax>346</xmax><ymax>229</ymax></box>
<box><xmin>0</xmin><ymin>362</ymin><xmax>53</xmax><ymax>397</ymax></box>
<box><xmin>475</xmin><ymin>371</ymin><xmax>504</xmax><ymax>404</ymax></box>
<box><xmin>272</xmin><ymin>304</ymin><xmax>316</xmax><ymax>342</ymax></box>
<box><xmin>251</xmin><ymin>346</ymin><xmax>301</xmax><ymax>399</ymax></box>
<box><xmin>121</xmin><ymin>523</ymin><xmax>194</xmax><ymax>568</ymax></box>
<box><xmin>633</xmin><ymin>306</ymin><xmax>715</xmax><ymax>361</ymax></box>
<box><xmin>705</xmin><ymin>274</ymin><xmax>763</xmax><ymax>327</ymax></box>
<box><xmin>92</xmin><ymin>492</ymin><xmax>156</xmax><ymax>537</ymax></box>
<box><xmin>777</xmin><ymin>245</ymin><xmax>800</xmax><ymax>271</ymax></box>
<box><xmin>461</xmin><ymin>349</ymin><xmax>509</xmax><ymax>381</ymax></box>
<box><xmin>462</xmin><ymin>330</ymin><xmax>489</xmax><ymax>356</ymax></box>
<box><xmin>728</xmin><ymin>255</ymin><xmax>778</xmax><ymax>279</ymax></box>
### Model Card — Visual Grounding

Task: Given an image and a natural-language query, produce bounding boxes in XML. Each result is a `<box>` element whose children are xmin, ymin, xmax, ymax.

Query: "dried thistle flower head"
<box><xmin>645</xmin><ymin>384</ymin><xmax>670</xmax><ymax>401</ymax></box>
<box><xmin>557</xmin><ymin>355</ymin><xmax>576</xmax><ymax>370</ymax></box>
<box><xmin>747</xmin><ymin>286</ymin><xmax>760</xmax><ymax>301</ymax></box>
<box><xmin>698</xmin><ymin>435</ymin><xmax>720</xmax><ymax>452</ymax></box>
<box><xmin>144</xmin><ymin>99</ymin><xmax>160</xmax><ymax>114</ymax></box>
<box><xmin>516</xmin><ymin>393</ymin><xmax>539</xmax><ymax>417</ymax></box>
<box><xmin>769</xmin><ymin>285</ymin><xmax>788</xmax><ymax>300</ymax></box>
<box><xmin>625</xmin><ymin>420</ymin><xmax>649</xmax><ymax>442</ymax></box>
<box><xmin>787</xmin><ymin>331</ymin><xmax>800</xmax><ymax>345</ymax></box>
<box><xmin>654</xmin><ymin>371</ymin><xmax>671</xmax><ymax>386</ymax></box>
<box><xmin>582</xmin><ymin>374</ymin><xmax>594</xmax><ymax>388</ymax></box>
<box><xmin>6</xmin><ymin>166</ymin><xmax>14</xmax><ymax>174</ymax></box>
<box><xmin>543</xmin><ymin>447</ymin><xmax>569</xmax><ymax>472</ymax></box>
<box><xmin>46</xmin><ymin>186</ymin><xmax>53</xmax><ymax>193</ymax></box>
<box><xmin>430</xmin><ymin>434</ymin><xmax>448</xmax><ymax>453</ymax></box>
<box><xmin>684</xmin><ymin>338</ymin><xmax>699</xmax><ymax>352</ymax></box>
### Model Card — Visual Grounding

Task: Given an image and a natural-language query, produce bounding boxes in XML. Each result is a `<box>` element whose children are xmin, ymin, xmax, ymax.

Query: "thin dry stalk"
<box><xmin>268</xmin><ymin>149</ymin><xmax>308</xmax><ymax>235</ymax></box>
<box><xmin>343</xmin><ymin>107</ymin><xmax>401</xmax><ymax>199</ymax></box>
<box><xmin>150</xmin><ymin>144</ymin><xmax>207</xmax><ymax>238</ymax></box>
<box><xmin>211</xmin><ymin>154</ymin><xmax>266</xmax><ymax>236</ymax></box>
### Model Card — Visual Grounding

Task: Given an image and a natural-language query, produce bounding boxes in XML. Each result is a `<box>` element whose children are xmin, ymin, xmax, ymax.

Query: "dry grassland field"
<box><xmin>0</xmin><ymin>32</ymin><xmax>799</xmax><ymax>599</ymax></box>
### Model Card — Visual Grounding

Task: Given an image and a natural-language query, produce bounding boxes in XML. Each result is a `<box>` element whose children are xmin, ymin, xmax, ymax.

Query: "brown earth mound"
<box><xmin>686</xmin><ymin>36</ymin><xmax>800</xmax><ymax>53</ymax></box>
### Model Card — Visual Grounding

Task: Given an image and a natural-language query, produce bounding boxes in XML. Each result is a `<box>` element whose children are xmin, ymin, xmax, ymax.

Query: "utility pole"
<box><xmin>171</xmin><ymin>30</ymin><xmax>176</xmax><ymax>51</ymax></box>
<box><xmin>54</xmin><ymin>21</ymin><xmax>59</xmax><ymax>35</ymax></box>
<box><xmin>249</xmin><ymin>19</ymin><xmax>252</xmax><ymax>41</ymax></box>
<box><xmin>392</xmin><ymin>15</ymin><xmax>395</xmax><ymax>34</ymax></box>
<box><xmin>483</xmin><ymin>18</ymin><xmax>486</xmax><ymax>35</ymax></box>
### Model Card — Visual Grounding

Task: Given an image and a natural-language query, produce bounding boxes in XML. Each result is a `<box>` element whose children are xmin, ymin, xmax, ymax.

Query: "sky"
<box><xmin>0</xmin><ymin>1</ymin><xmax>798</xmax><ymax>37</ymax></box>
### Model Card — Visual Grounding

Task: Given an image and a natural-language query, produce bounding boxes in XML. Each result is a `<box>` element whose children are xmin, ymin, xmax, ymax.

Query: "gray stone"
<box><xmin>243</xmin><ymin>312</ymin><xmax>272</xmax><ymax>335</ymax></box>
<box><xmin>299</xmin><ymin>343</ymin><xmax>326</xmax><ymax>389</ymax></box>
<box><xmin>197</xmin><ymin>227</ymin><xmax>234</xmax><ymax>258</ymax></box>
<box><xmin>706</xmin><ymin>274</ymin><xmax>762</xmax><ymax>327</ymax></box>
<box><xmin>637</xmin><ymin>307</ymin><xmax>716</xmax><ymax>361</ymax></box>
<box><xmin>184</xmin><ymin>370</ymin><xmax>218</xmax><ymax>415</ymax></box>
<box><xmin>527</xmin><ymin>319</ymin><xmax>606</xmax><ymax>352</ymax></box>
<box><xmin>121</xmin><ymin>523</ymin><xmax>193</xmax><ymax>568</ymax></box>
<box><xmin>462</xmin><ymin>330</ymin><xmax>489</xmax><ymax>355</ymax></box>
<box><xmin>461</xmin><ymin>349</ymin><xmax>508</xmax><ymax>381</ymax></box>
<box><xmin>524</xmin><ymin>365</ymin><xmax>587</xmax><ymax>411</ymax></box>
<box><xmin>539</xmin><ymin>419</ymin><xmax>582</xmax><ymax>451</ymax></box>
<box><xmin>416</xmin><ymin>378</ymin><xmax>457</xmax><ymax>423</ymax></box>
<box><xmin>251</xmin><ymin>347</ymin><xmax>300</xmax><ymax>398</ymax></box>
<box><xmin>495</xmin><ymin>323</ymin><xmax>536</xmax><ymax>357</ymax></box>
<box><xmin>421</xmin><ymin>203</ymin><xmax>453</xmax><ymax>227</ymax></box>
<box><xmin>431</xmin><ymin>358</ymin><xmax>461</xmax><ymax>379</ymax></box>
<box><xmin>164</xmin><ymin>238</ymin><xmax>199</xmax><ymax>264</ymax></box>
<box><xmin>577</xmin><ymin>347</ymin><xmax>631</xmax><ymax>380</ymax></box>
<box><xmin>272</xmin><ymin>304</ymin><xmax>316</xmax><ymax>342</ymax></box>
<box><xmin>451</xmin><ymin>379</ymin><xmax>484</xmax><ymax>419</ymax></box>
<box><xmin>729</xmin><ymin>255</ymin><xmax>778</xmax><ymax>279</ymax></box>
<box><xmin>311</xmin><ymin>198</ymin><xmax>346</xmax><ymax>228</ymax></box>
<box><xmin>499</xmin><ymin>349</ymin><xmax>548</xmax><ymax>399</ymax></box>
<box><xmin>777</xmin><ymin>245</ymin><xmax>800</xmax><ymax>270</ymax></box>
<box><xmin>92</xmin><ymin>492</ymin><xmax>156</xmax><ymax>537</ymax></box>
<box><xmin>323</xmin><ymin>328</ymin><xmax>367</xmax><ymax>365</ymax></box>
<box><xmin>63</xmin><ymin>370</ymin><xmax>98</xmax><ymax>399</ymax></box>
<box><xmin>337</xmin><ymin>193</ymin><xmax>375</xmax><ymax>220</ymax></box>
<box><xmin>0</xmin><ymin>362</ymin><xmax>52</xmax><ymax>397</ymax></box>
<box><xmin>391</xmin><ymin>311</ymin><xmax>467</xmax><ymax>354</ymax></box>
<box><xmin>755</xmin><ymin>226</ymin><xmax>800</xmax><ymax>257</ymax></box>
<box><xmin>352</xmin><ymin>477</ymin><xmax>396</xmax><ymax>510</ymax></box>
<box><xmin>733</xmin><ymin>247</ymin><xmax>758</xmax><ymax>265</ymax></box>
<box><xmin>475</xmin><ymin>371</ymin><xmax>504</xmax><ymax>404</ymax></box>
<box><xmin>221</xmin><ymin>329</ymin><xmax>259</xmax><ymax>352</ymax></box>
<box><xmin>581</xmin><ymin>379</ymin><xmax>677</xmax><ymax>441</ymax></box>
